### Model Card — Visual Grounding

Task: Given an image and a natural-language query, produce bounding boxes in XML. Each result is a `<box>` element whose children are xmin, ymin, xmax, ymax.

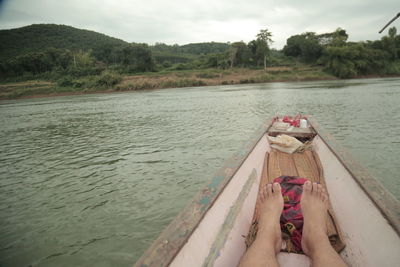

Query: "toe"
<box><xmin>303</xmin><ymin>180</ymin><xmax>312</xmax><ymax>193</ymax></box>
<box><xmin>320</xmin><ymin>187</ymin><xmax>326</xmax><ymax>199</ymax></box>
<box><xmin>317</xmin><ymin>184</ymin><xmax>323</xmax><ymax>197</ymax></box>
<box><xmin>266</xmin><ymin>183</ymin><xmax>273</xmax><ymax>197</ymax></box>
<box><xmin>321</xmin><ymin>189</ymin><xmax>328</xmax><ymax>203</ymax></box>
<box><xmin>321</xmin><ymin>193</ymin><xmax>327</xmax><ymax>203</ymax></box>
<box><xmin>260</xmin><ymin>185</ymin><xmax>267</xmax><ymax>201</ymax></box>
<box><xmin>259</xmin><ymin>190</ymin><xmax>264</xmax><ymax>202</ymax></box>
<box><xmin>272</xmin><ymin>182</ymin><xmax>281</xmax><ymax>196</ymax></box>
<box><xmin>312</xmin><ymin>182</ymin><xmax>318</xmax><ymax>194</ymax></box>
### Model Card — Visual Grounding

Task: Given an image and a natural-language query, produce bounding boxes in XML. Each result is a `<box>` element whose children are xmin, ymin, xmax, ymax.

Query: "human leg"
<box><xmin>239</xmin><ymin>183</ymin><xmax>283</xmax><ymax>267</ymax></box>
<box><xmin>301</xmin><ymin>181</ymin><xmax>347</xmax><ymax>267</ymax></box>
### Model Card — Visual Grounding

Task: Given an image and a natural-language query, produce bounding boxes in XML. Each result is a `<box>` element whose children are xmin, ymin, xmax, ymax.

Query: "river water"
<box><xmin>0</xmin><ymin>78</ymin><xmax>399</xmax><ymax>266</ymax></box>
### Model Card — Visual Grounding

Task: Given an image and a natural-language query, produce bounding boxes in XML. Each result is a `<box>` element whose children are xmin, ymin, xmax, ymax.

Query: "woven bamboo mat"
<box><xmin>246</xmin><ymin>148</ymin><xmax>346</xmax><ymax>253</ymax></box>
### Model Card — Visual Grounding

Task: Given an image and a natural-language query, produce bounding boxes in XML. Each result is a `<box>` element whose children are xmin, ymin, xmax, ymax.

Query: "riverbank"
<box><xmin>0</xmin><ymin>66</ymin><xmax>397</xmax><ymax>100</ymax></box>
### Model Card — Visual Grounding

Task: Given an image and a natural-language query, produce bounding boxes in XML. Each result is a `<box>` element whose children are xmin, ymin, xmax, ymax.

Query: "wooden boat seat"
<box><xmin>246</xmin><ymin>148</ymin><xmax>346</xmax><ymax>253</ymax></box>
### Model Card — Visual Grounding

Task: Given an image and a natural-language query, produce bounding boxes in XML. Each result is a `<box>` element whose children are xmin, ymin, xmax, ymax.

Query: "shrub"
<box><xmin>66</xmin><ymin>65</ymin><xmax>102</xmax><ymax>77</ymax></box>
<box><xmin>57</xmin><ymin>75</ymin><xmax>74</xmax><ymax>87</ymax></box>
<box><xmin>162</xmin><ymin>61</ymin><xmax>172</xmax><ymax>68</ymax></box>
<box><xmin>384</xmin><ymin>62</ymin><xmax>400</xmax><ymax>75</ymax></box>
<box><xmin>173</xmin><ymin>63</ymin><xmax>189</xmax><ymax>70</ymax></box>
<box><xmin>160</xmin><ymin>79</ymin><xmax>206</xmax><ymax>88</ymax></box>
<box><xmin>95</xmin><ymin>71</ymin><xmax>122</xmax><ymax>87</ymax></box>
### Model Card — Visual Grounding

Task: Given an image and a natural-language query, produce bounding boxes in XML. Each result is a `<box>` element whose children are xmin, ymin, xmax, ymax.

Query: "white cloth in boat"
<box><xmin>268</xmin><ymin>134</ymin><xmax>303</xmax><ymax>154</ymax></box>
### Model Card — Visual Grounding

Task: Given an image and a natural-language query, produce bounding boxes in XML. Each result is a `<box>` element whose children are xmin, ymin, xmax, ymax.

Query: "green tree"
<box><xmin>283</xmin><ymin>32</ymin><xmax>322</xmax><ymax>63</ymax></box>
<box><xmin>317</xmin><ymin>28</ymin><xmax>348</xmax><ymax>46</ymax></box>
<box><xmin>2</xmin><ymin>48</ymin><xmax>75</xmax><ymax>76</ymax></box>
<box><xmin>282</xmin><ymin>35</ymin><xmax>303</xmax><ymax>57</ymax></box>
<box><xmin>205</xmin><ymin>52</ymin><xmax>230</xmax><ymax>69</ymax></box>
<box><xmin>256</xmin><ymin>29</ymin><xmax>273</xmax><ymax>69</ymax></box>
<box><xmin>330</xmin><ymin>28</ymin><xmax>349</xmax><ymax>46</ymax></box>
<box><xmin>319</xmin><ymin>46</ymin><xmax>357</xmax><ymax>78</ymax></box>
<box><xmin>115</xmin><ymin>43</ymin><xmax>155</xmax><ymax>72</ymax></box>
<box><xmin>381</xmin><ymin>27</ymin><xmax>398</xmax><ymax>60</ymax></box>
<box><xmin>229</xmin><ymin>42</ymin><xmax>251</xmax><ymax>68</ymax></box>
<box><xmin>72</xmin><ymin>50</ymin><xmax>95</xmax><ymax>68</ymax></box>
<box><xmin>300</xmin><ymin>33</ymin><xmax>323</xmax><ymax>63</ymax></box>
<box><xmin>319</xmin><ymin>43</ymin><xmax>389</xmax><ymax>78</ymax></box>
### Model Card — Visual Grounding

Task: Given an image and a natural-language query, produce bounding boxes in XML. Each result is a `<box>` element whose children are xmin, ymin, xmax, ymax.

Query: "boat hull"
<box><xmin>134</xmin><ymin>117</ymin><xmax>400</xmax><ymax>267</ymax></box>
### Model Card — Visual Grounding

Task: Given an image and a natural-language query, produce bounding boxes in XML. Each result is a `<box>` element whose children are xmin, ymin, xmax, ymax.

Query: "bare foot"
<box><xmin>300</xmin><ymin>181</ymin><xmax>329</xmax><ymax>256</ymax></box>
<box><xmin>239</xmin><ymin>183</ymin><xmax>283</xmax><ymax>267</ymax></box>
<box><xmin>258</xmin><ymin>182</ymin><xmax>284</xmax><ymax>254</ymax></box>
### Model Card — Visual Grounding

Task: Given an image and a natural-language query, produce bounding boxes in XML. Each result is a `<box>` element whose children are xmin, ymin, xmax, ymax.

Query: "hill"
<box><xmin>0</xmin><ymin>24</ymin><xmax>129</xmax><ymax>61</ymax></box>
<box><xmin>0</xmin><ymin>24</ymin><xmax>230</xmax><ymax>64</ymax></box>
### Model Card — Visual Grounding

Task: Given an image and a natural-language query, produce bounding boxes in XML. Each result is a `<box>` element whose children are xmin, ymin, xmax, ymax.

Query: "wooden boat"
<box><xmin>134</xmin><ymin>116</ymin><xmax>400</xmax><ymax>267</ymax></box>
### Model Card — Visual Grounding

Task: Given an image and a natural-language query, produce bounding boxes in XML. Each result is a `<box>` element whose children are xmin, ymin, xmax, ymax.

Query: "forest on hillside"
<box><xmin>0</xmin><ymin>23</ymin><xmax>399</xmax><ymax>90</ymax></box>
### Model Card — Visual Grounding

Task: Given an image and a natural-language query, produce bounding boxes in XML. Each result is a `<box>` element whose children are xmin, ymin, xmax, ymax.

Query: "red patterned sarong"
<box><xmin>273</xmin><ymin>175</ymin><xmax>308</xmax><ymax>253</ymax></box>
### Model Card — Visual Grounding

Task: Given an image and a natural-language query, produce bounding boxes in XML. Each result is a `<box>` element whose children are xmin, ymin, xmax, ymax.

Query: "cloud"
<box><xmin>0</xmin><ymin>0</ymin><xmax>398</xmax><ymax>48</ymax></box>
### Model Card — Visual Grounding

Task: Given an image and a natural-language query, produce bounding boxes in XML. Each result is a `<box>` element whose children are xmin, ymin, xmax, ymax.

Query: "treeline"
<box><xmin>0</xmin><ymin>45</ymin><xmax>154</xmax><ymax>76</ymax></box>
<box><xmin>282</xmin><ymin>27</ymin><xmax>400</xmax><ymax>78</ymax></box>
<box><xmin>149</xmin><ymin>30</ymin><xmax>276</xmax><ymax>70</ymax></box>
<box><xmin>0</xmin><ymin>24</ymin><xmax>234</xmax><ymax>87</ymax></box>
<box><xmin>188</xmin><ymin>27</ymin><xmax>400</xmax><ymax>78</ymax></box>
<box><xmin>0</xmin><ymin>23</ymin><xmax>399</xmax><ymax>88</ymax></box>
<box><xmin>148</xmin><ymin>27</ymin><xmax>400</xmax><ymax>78</ymax></box>
<box><xmin>150</xmin><ymin>42</ymin><xmax>230</xmax><ymax>70</ymax></box>
<box><xmin>0</xmin><ymin>44</ymin><xmax>154</xmax><ymax>88</ymax></box>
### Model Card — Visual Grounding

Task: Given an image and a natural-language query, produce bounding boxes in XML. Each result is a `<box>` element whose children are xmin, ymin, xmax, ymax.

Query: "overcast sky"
<box><xmin>0</xmin><ymin>0</ymin><xmax>398</xmax><ymax>49</ymax></box>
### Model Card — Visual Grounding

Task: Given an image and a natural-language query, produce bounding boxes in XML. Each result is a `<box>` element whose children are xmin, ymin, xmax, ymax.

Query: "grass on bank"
<box><xmin>116</xmin><ymin>66</ymin><xmax>335</xmax><ymax>91</ymax></box>
<box><xmin>0</xmin><ymin>66</ymin><xmax>336</xmax><ymax>99</ymax></box>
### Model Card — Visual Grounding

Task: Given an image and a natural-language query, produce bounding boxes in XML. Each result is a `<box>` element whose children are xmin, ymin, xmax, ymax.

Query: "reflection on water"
<box><xmin>0</xmin><ymin>78</ymin><xmax>399</xmax><ymax>266</ymax></box>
